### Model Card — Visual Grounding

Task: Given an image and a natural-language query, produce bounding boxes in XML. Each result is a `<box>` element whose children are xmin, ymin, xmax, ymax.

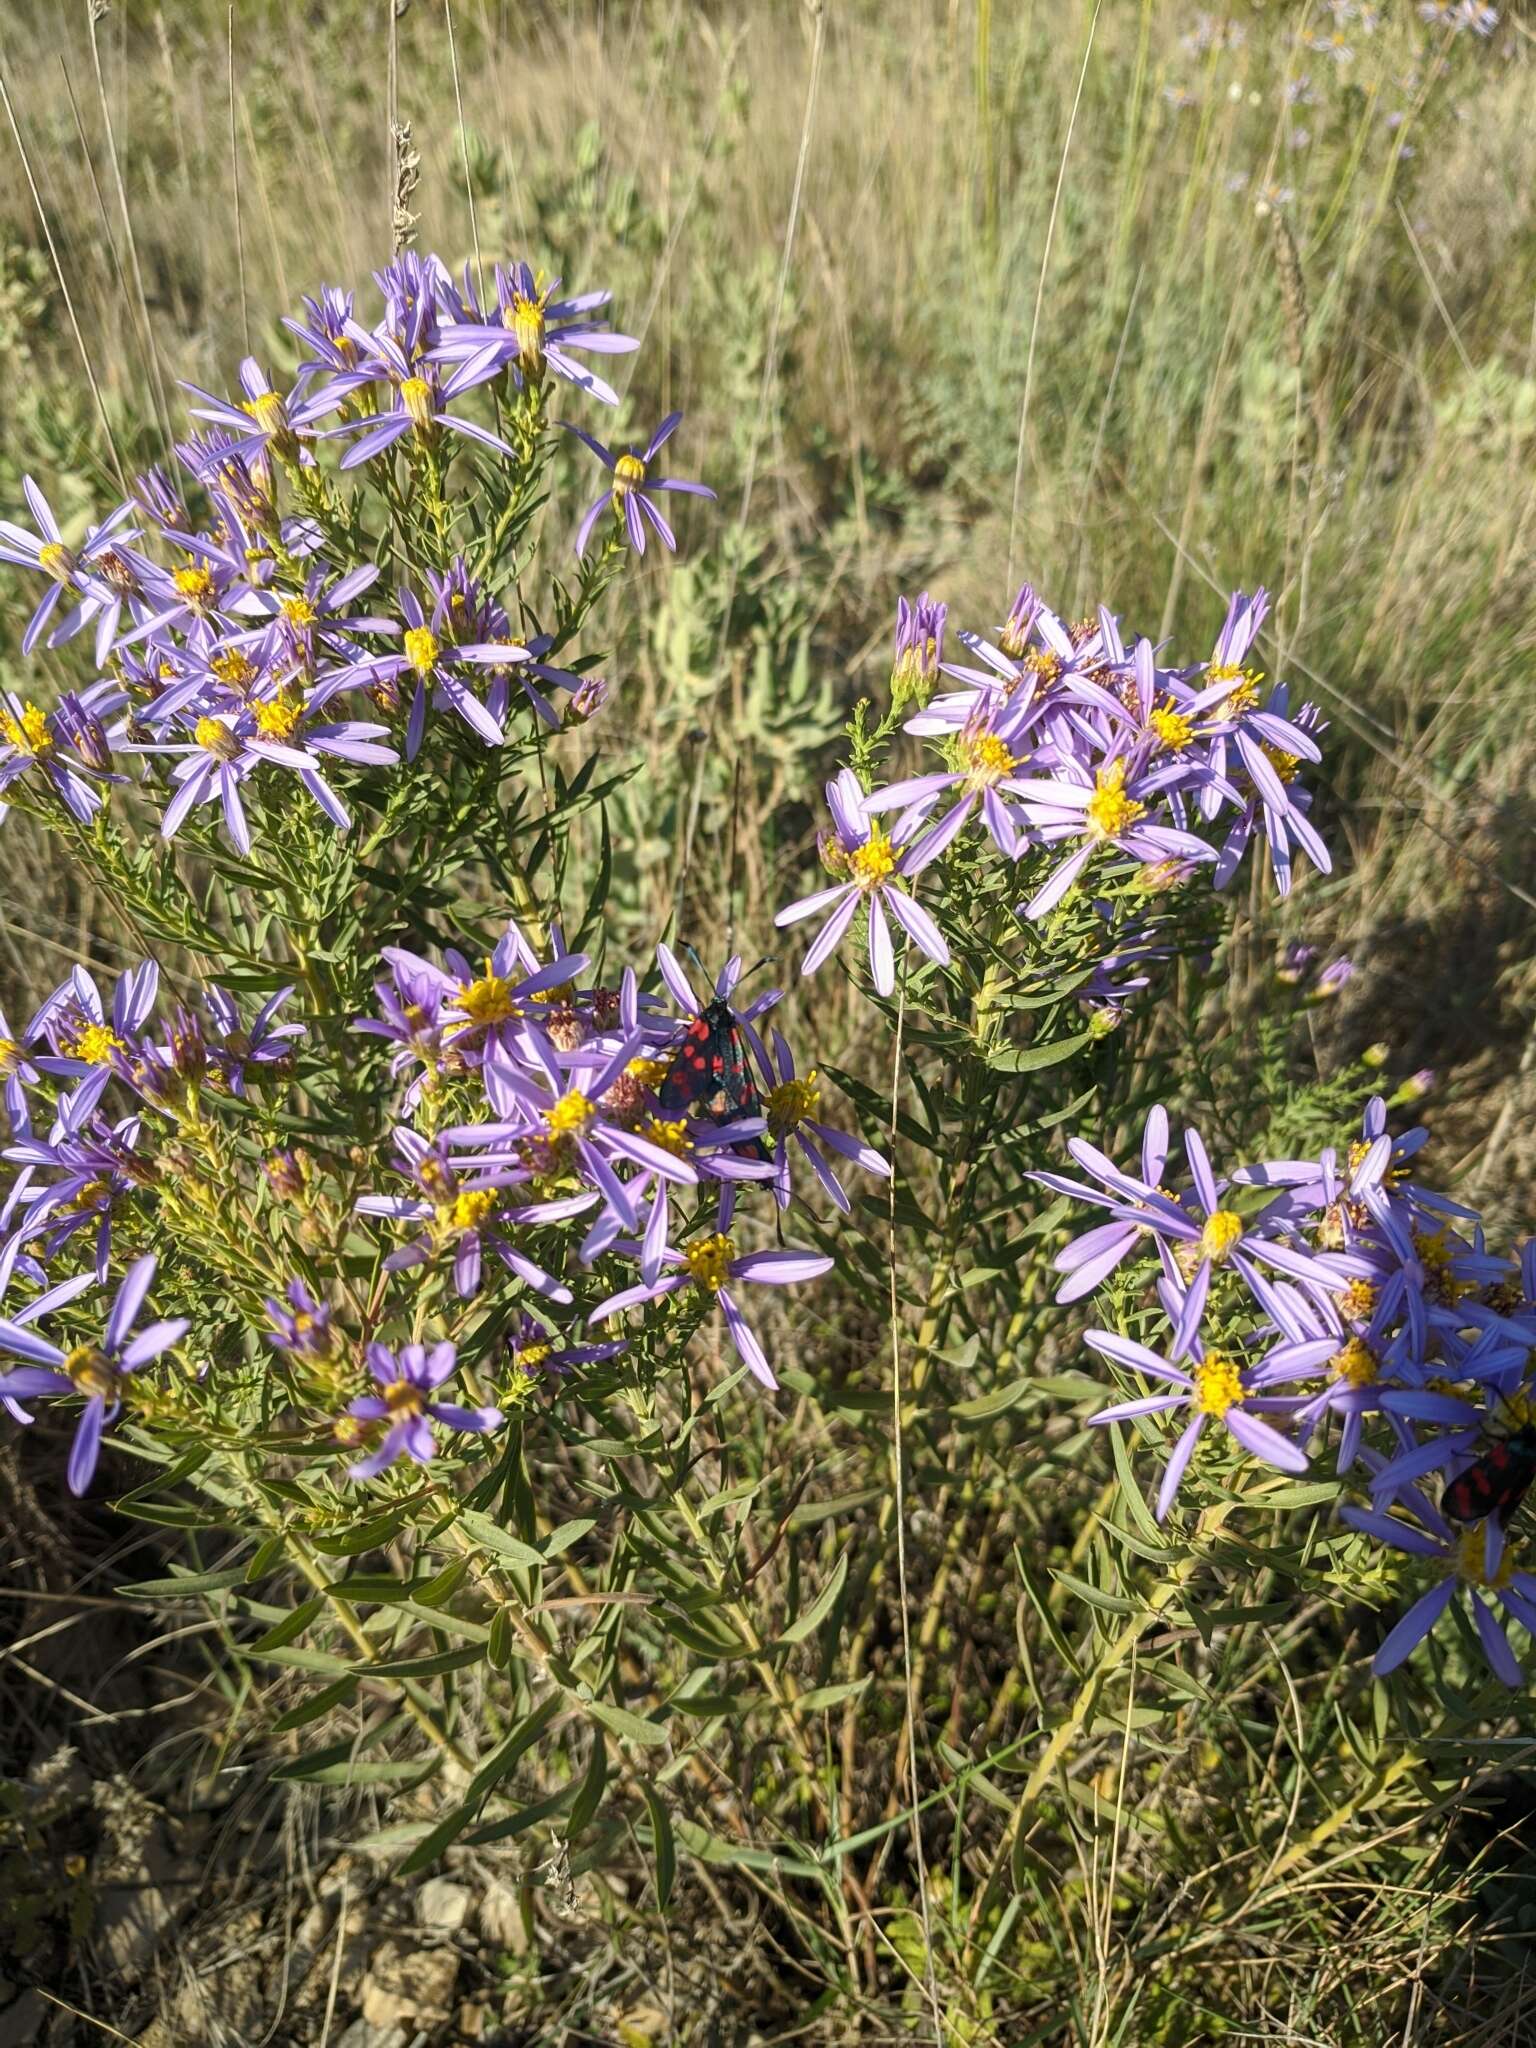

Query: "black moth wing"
<box><xmin>1442</xmin><ymin>1427</ymin><xmax>1536</xmax><ymax>1528</ymax></box>
<box><xmin>658</xmin><ymin>999</ymin><xmax>763</xmax><ymax>1126</ymax></box>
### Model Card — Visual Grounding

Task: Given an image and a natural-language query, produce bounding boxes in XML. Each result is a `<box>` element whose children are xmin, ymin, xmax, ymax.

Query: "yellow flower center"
<box><xmin>1339</xmin><ymin>1278</ymin><xmax>1378</xmax><ymax>1322</ymax></box>
<box><xmin>0</xmin><ymin>1037</ymin><xmax>20</xmax><ymax>1074</ymax></box>
<box><xmin>383</xmin><ymin>1377</ymin><xmax>426</xmax><ymax>1417</ymax></box>
<box><xmin>1</xmin><ymin>701</ymin><xmax>52</xmax><ymax>757</ymax></box>
<box><xmin>766</xmin><ymin>1073</ymin><xmax>820</xmax><ymax>1138</ymax></box>
<box><xmin>252</xmin><ymin>692</ymin><xmax>303</xmax><ymax>741</ymax></box>
<box><xmin>210</xmin><ymin>649</ymin><xmax>257</xmax><ymax>694</ymax></box>
<box><xmin>174</xmin><ymin>565</ymin><xmax>216</xmax><ymax>607</ymax></box>
<box><xmin>515</xmin><ymin>1341</ymin><xmax>552</xmax><ymax>1371</ymax></box>
<box><xmin>1085</xmin><ymin>760</ymin><xmax>1146</xmax><ymax>841</ymax></box>
<box><xmin>960</xmin><ymin>729</ymin><xmax>1017</xmax><ymax>788</ymax></box>
<box><xmin>849</xmin><ymin>824</ymin><xmax>896</xmax><ymax>889</ymax></box>
<box><xmin>1022</xmin><ymin>647</ymin><xmax>1062</xmax><ymax>686</ymax></box>
<box><xmin>640</xmin><ymin>1116</ymin><xmax>694</xmax><ymax>1159</ymax></box>
<box><xmin>1329</xmin><ymin>1337</ymin><xmax>1378</xmax><ymax>1388</ymax></box>
<box><xmin>1260</xmin><ymin>743</ymin><xmax>1299</xmax><ymax>784</ymax></box>
<box><xmin>546</xmin><ymin>1089</ymin><xmax>594</xmax><ymax>1139</ymax></box>
<box><xmin>1193</xmin><ymin>1351</ymin><xmax>1244</xmax><ymax>1418</ymax></box>
<box><xmin>508</xmin><ymin>293</ymin><xmax>547</xmax><ymax>370</ymax></box>
<box><xmin>404</xmin><ymin>626</ymin><xmax>439</xmax><ymax>677</ymax></box>
<box><xmin>38</xmin><ymin>541</ymin><xmax>75</xmax><ymax>583</ymax></box>
<box><xmin>195</xmin><ymin>716</ymin><xmax>242</xmax><ymax>761</ymax></box>
<box><xmin>1456</xmin><ymin>1525</ymin><xmax>1515</xmax><ymax>1591</ymax></box>
<box><xmin>1205</xmin><ymin>662</ymin><xmax>1264</xmax><ymax>713</ymax></box>
<box><xmin>241</xmin><ymin>389</ymin><xmax>289</xmax><ymax>436</ymax></box>
<box><xmin>400</xmin><ymin>376</ymin><xmax>436</xmax><ymax>432</ymax></box>
<box><xmin>456</xmin><ymin>967</ymin><xmax>516</xmax><ymax>1027</ymax></box>
<box><xmin>628</xmin><ymin>1055</ymin><xmax>671</xmax><ymax>1092</ymax></box>
<box><xmin>1199</xmin><ymin>1209</ymin><xmax>1245</xmax><ymax>1265</ymax></box>
<box><xmin>613</xmin><ymin>451</ymin><xmax>648</xmax><ymax>495</ymax></box>
<box><xmin>64</xmin><ymin>1344</ymin><xmax>119</xmax><ymax>1400</ymax></box>
<box><xmin>281</xmin><ymin>595</ymin><xmax>319</xmax><ymax>630</ymax></box>
<box><xmin>684</xmin><ymin>1232</ymin><xmax>737</xmax><ymax>1293</ymax></box>
<box><xmin>443</xmin><ymin>1188</ymin><xmax>497</xmax><ymax>1231</ymax></box>
<box><xmin>67</xmin><ymin>1022</ymin><xmax>124</xmax><ymax>1065</ymax></box>
<box><xmin>1149</xmin><ymin>701</ymin><xmax>1195</xmax><ymax>751</ymax></box>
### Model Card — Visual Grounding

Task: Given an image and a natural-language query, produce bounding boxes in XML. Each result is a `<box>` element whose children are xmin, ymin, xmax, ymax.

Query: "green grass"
<box><xmin>3</xmin><ymin>3</ymin><xmax>1536</xmax><ymax>2042</ymax></box>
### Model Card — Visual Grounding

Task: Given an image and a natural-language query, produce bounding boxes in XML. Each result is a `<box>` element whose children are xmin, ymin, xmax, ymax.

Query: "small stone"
<box><xmin>416</xmin><ymin>1876</ymin><xmax>471</xmax><ymax>1932</ymax></box>
<box><xmin>359</xmin><ymin>1940</ymin><xmax>460</xmax><ymax>2029</ymax></box>
<box><xmin>476</xmin><ymin>1878</ymin><xmax>527</xmax><ymax>1953</ymax></box>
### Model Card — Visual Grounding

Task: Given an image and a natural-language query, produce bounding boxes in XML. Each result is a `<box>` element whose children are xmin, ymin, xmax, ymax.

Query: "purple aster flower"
<box><xmin>755</xmin><ymin>1027</ymin><xmax>889</xmax><ymax>1216</ymax></box>
<box><xmin>0</xmin><ymin>477</ymin><xmax>138</xmax><ymax>655</ymax></box>
<box><xmin>129</xmin><ymin>690</ymin><xmax>396</xmax><ymax>851</ymax></box>
<box><xmin>1032</xmin><ymin>1104</ymin><xmax>1173</xmax><ymax>1303</ymax></box>
<box><xmin>265</xmin><ymin>1279</ymin><xmax>336</xmax><ymax>1362</ymax></box>
<box><xmin>343</xmin><ymin>1341</ymin><xmax>502</xmax><ymax>1481</ymax></box>
<box><xmin>453</xmin><ymin>1031</ymin><xmax>698</xmax><ymax>1238</ymax></box>
<box><xmin>1085</xmin><ymin>1322</ymin><xmax>1319</xmax><ymax>1521</ymax></box>
<box><xmin>282</xmin><ymin>285</ymin><xmax>365</xmax><ymax>386</ymax></box>
<box><xmin>179</xmin><ymin>355</ymin><xmax>331</xmax><ymax>467</ymax></box>
<box><xmin>1</xmin><ymin>1114</ymin><xmax>148</xmax><ymax>1287</ymax></box>
<box><xmin>0</xmin><ymin>694</ymin><xmax>108</xmax><ymax>827</ymax></box>
<box><xmin>1313</xmin><ymin>956</ymin><xmax>1354</xmax><ymax>999</ymax></box>
<box><xmin>204</xmin><ymin>985</ymin><xmax>305</xmax><ymax>1093</ymax></box>
<box><xmin>0</xmin><ymin>1256</ymin><xmax>187</xmax><ymax>1494</ymax></box>
<box><xmin>1341</xmin><ymin>1493</ymin><xmax>1536</xmax><ymax>1686</ymax></box>
<box><xmin>327</xmin><ymin>330</ymin><xmax>511</xmax><ymax>471</ymax></box>
<box><xmin>504</xmin><ymin>1309</ymin><xmax>626</xmax><ymax>1393</ymax></box>
<box><xmin>354</xmin><ymin>948</ymin><xmax>459</xmax><ymax>1105</ymax></box>
<box><xmin>892</xmin><ymin>592</ymin><xmax>948</xmax><ymax>701</ymax></box>
<box><xmin>565</xmin><ymin>412</ymin><xmax>716</xmax><ymax>556</ymax></box>
<box><xmin>431</xmin><ymin>262</ymin><xmax>638</xmax><ymax>405</ymax></box>
<box><xmin>774</xmin><ymin>769</ymin><xmax>950</xmax><ymax>999</ymax></box>
<box><xmin>29</xmin><ymin>962</ymin><xmax>160</xmax><ymax>1130</ymax></box>
<box><xmin>590</xmin><ymin>1232</ymin><xmax>832</xmax><ymax>1390</ymax></box>
<box><xmin>865</xmin><ymin>688</ymin><xmax>1050</xmax><ymax>869</ymax></box>
<box><xmin>1012</xmin><ymin>750</ymin><xmax>1215</xmax><ymax>921</ymax></box>
<box><xmin>334</xmin><ymin>587</ymin><xmax>505</xmax><ymax>755</ymax></box>
<box><xmin>354</xmin><ymin>1128</ymin><xmax>588</xmax><ymax>1301</ymax></box>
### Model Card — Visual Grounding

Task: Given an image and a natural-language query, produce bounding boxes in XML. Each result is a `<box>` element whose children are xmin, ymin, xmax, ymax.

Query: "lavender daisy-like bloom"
<box><xmin>355</xmin><ymin>1128</ymin><xmax>586</xmax><ymax>1301</ymax></box>
<box><xmin>1032</xmin><ymin>1104</ymin><xmax>1174</xmax><ymax>1303</ymax></box>
<box><xmin>132</xmin><ymin>690</ymin><xmax>397</xmax><ymax>851</ymax></box>
<box><xmin>565</xmin><ymin>412</ymin><xmax>716</xmax><ymax>556</ymax></box>
<box><xmin>865</xmin><ymin>688</ymin><xmax>1049</xmax><ymax>869</ymax></box>
<box><xmin>756</xmin><ymin>1027</ymin><xmax>889</xmax><ymax>1216</ymax></box>
<box><xmin>338</xmin><ymin>587</ymin><xmax>505</xmax><ymax>755</ymax></box>
<box><xmin>265</xmin><ymin>1280</ymin><xmax>335</xmax><ymax>1362</ymax></box>
<box><xmin>1</xmin><ymin>1114</ymin><xmax>146</xmax><ymax>1288</ymax></box>
<box><xmin>0</xmin><ymin>477</ymin><xmax>137</xmax><ymax>655</ymax></box>
<box><xmin>0</xmin><ymin>693</ymin><xmax>108</xmax><ymax>827</ymax></box>
<box><xmin>774</xmin><ymin>769</ymin><xmax>950</xmax><ymax>999</ymax></box>
<box><xmin>204</xmin><ymin>984</ymin><xmax>305</xmax><ymax>1093</ymax></box>
<box><xmin>432</xmin><ymin>262</ymin><xmax>638</xmax><ymax>405</ymax></box>
<box><xmin>503</xmin><ymin>1310</ymin><xmax>626</xmax><ymax>1397</ymax></box>
<box><xmin>590</xmin><ymin>1232</ymin><xmax>832</xmax><ymax>1390</ymax></box>
<box><xmin>892</xmin><ymin>592</ymin><xmax>948</xmax><ymax>701</ymax></box>
<box><xmin>179</xmin><ymin>356</ymin><xmax>330</xmax><ymax>467</ymax></box>
<box><xmin>1085</xmin><ymin>1322</ymin><xmax>1321</xmax><ymax>1521</ymax></box>
<box><xmin>329</xmin><ymin>330</ymin><xmax>511</xmax><ymax>471</ymax></box>
<box><xmin>1341</xmin><ymin>1494</ymin><xmax>1536</xmax><ymax>1687</ymax></box>
<box><xmin>30</xmin><ymin>961</ymin><xmax>160</xmax><ymax>1131</ymax></box>
<box><xmin>344</xmin><ymin>1341</ymin><xmax>502</xmax><ymax>1482</ymax></box>
<box><xmin>457</xmin><ymin>1032</ymin><xmax>699</xmax><ymax>1237</ymax></box>
<box><xmin>1012</xmin><ymin>749</ymin><xmax>1215</xmax><ymax>921</ymax></box>
<box><xmin>0</xmin><ymin>1257</ymin><xmax>188</xmax><ymax>1494</ymax></box>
